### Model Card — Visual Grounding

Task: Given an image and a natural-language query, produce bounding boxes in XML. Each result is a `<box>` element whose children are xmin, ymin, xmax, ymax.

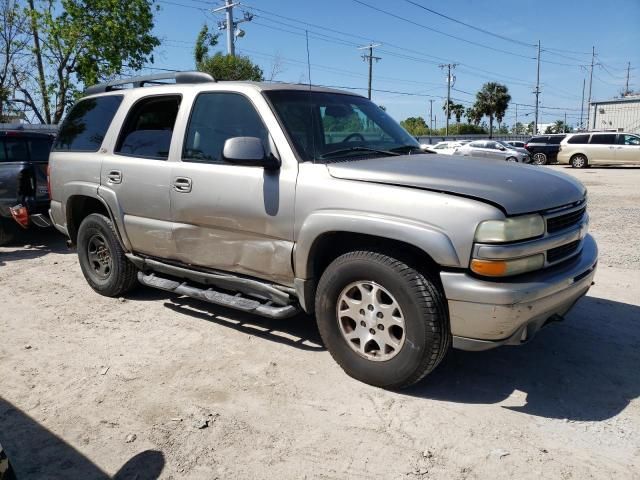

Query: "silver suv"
<box><xmin>49</xmin><ymin>72</ymin><xmax>597</xmax><ymax>388</ymax></box>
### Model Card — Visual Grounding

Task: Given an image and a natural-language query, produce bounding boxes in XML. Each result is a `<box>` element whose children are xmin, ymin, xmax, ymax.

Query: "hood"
<box><xmin>327</xmin><ymin>154</ymin><xmax>586</xmax><ymax>215</ymax></box>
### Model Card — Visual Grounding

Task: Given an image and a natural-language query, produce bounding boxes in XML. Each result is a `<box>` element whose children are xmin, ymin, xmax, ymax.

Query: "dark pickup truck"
<box><xmin>0</xmin><ymin>130</ymin><xmax>54</xmax><ymax>245</ymax></box>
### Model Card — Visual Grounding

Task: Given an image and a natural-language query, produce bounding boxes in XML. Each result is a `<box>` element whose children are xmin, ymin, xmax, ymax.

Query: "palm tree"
<box><xmin>451</xmin><ymin>103</ymin><xmax>465</xmax><ymax>124</ymax></box>
<box><xmin>473</xmin><ymin>82</ymin><xmax>511</xmax><ymax>138</ymax></box>
<box><xmin>465</xmin><ymin>106</ymin><xmax>482</xmax><ymax>125</ymax></box>
<box><xmin>442</xmin><ymin>99</ymin><xmax>454</xmax><ymax>121</ymax></box>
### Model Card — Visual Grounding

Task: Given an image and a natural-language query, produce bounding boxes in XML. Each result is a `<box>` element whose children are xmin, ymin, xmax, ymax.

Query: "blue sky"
<box><xmin>150</xmin><ymin>0</ymin><xmax>640</xmax><ymax>127</ymax></box>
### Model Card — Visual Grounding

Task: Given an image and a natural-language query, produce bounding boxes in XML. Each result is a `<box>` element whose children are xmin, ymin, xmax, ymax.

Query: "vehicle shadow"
<box><xmin>0</xmin><ymin>397</ymin><xmax>164</xmax><ymax>479</ymax></box>
<box><xmin>404</xmin><ymin>296</ymin><xmax>640</xmax><ymax>421</ymax></box>
<box><xmin>0</xmin><ymin>228</ymin><xmax>70</xmax><ymax>265</ymax></box>
<box><xmin>163</xmin><ymin>295</ymin><xmax>325</xmax><ymax>352</ymax></box>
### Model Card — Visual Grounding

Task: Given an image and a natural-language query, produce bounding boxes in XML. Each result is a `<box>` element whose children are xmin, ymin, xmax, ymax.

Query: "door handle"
<box><xmin>173</xmin><ymin>177</ymin><xmax>192</xmax><ymax>193</ymax></box>
<box><xmin>107</xmin><ymin>170</ymin><xmax>122</xmax><ymax>184</ymax></box>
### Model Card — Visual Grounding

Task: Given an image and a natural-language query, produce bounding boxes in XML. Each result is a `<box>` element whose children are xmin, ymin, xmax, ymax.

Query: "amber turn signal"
<box><xmin>470</xmin><ymin>259</ymin><xmax>508</xmax><ymax>276</ymax></box>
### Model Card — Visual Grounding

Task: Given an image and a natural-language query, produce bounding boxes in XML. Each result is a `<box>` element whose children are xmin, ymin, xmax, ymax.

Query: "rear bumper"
<box><xmin>440</xmin><ymin>234</ymin><xmax>598</xmax><ymax>351</ymax></box>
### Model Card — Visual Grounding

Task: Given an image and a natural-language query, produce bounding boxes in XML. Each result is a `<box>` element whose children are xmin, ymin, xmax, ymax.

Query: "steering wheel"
<box><xmin>342</xmin><ymin>133</ymin><xmax>366</xmax><ymax>143</ymax></box>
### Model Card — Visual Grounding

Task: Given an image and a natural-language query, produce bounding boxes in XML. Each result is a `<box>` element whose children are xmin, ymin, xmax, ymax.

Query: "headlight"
<box><xmin>471</xmin><ymin>254</ymin><xmax>544</xmax><ymax>277</ymax></box>
<box><xmin>475</xmin><ymin>214</ymin><xmax>545</xmax><ymax>243</ymax></box>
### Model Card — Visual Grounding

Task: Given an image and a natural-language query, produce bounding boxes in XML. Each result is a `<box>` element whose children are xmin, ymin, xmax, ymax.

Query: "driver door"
<box><xmin>169</xmin><ymin>91</ymin><xmax>297</xmax><ymax>285</ymax></box>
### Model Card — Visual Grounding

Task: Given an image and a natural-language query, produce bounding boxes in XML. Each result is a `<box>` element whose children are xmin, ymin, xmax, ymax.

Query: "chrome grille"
<box><xmin>547</xmin><ymin>240</ymin><xmax>580</xmax><ymax>263</ymax></box>
<box><xmin>546</xmin><ymin>207</ymin><xmax>586</xmax><ymax>234</ymax></box>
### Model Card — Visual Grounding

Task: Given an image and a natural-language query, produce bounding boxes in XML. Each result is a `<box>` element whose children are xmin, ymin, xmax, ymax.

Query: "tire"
<box><xmin>77</xmin><ymin>213</ymin><xmax>138</xmax><ymax>297</ymax></box>
<box><xmin>506</xmin><ymin>157</ymin><xmax>518</xmax><ymax>162</ymax></box>
<box><xmin>0</xmin><ymin>218</ymin><xmax>17</xmax><ymax>247</ymax></box>
<box><xmin>570</xmin><ymin>154</ymin><xmax>588</xmax><ymax>168</ymax></box>
<box><xmin>532</xmin><ymin>152</ymin><xmax>547</xmax><ymax>165</ymax></box>
<box><xmin>315</xmin><ymin>251</ymin><xmax>450</xmax><ymax>389</ymax></box>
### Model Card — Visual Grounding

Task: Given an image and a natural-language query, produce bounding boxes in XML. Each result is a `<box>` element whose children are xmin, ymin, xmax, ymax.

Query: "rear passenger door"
<box><xmin>615</xmin><ymin>134</ymin><xmax>640</xmax><ymax>164</ymax></box>
<box><xmin>99</xmin><ymin>94</ymin><xmax>180</xmax><ymax>258</ymax></box>
<box><xmin>588</xmin><ymin>133</ymin><xmax>617</xmax><ymax>163</ymax></box>
<box><xmin>169</xmin><ymin>91</ymin><xmax>297</xmax><ymax>285</ymax></box>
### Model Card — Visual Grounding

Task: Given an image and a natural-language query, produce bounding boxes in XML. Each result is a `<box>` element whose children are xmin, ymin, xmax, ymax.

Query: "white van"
<box><xmin>557</xmin><ymin>132</ymin><xmax>640</xmax><ymax>167</ymax></box>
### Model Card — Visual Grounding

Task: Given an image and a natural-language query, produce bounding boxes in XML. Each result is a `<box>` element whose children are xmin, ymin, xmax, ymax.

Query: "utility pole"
<box><xmin>625</xmin><ymin>62</ymin><xmax>631</xmax><ymax>96</ymax></box>
<box><xmin>439</xmin><ymin>63</ymin><xmax>458</xmax><ymax>135</ymax></box>
<box><xmin>429</xmin><ymin>99</ymin><xmax>433</xmax><ymax>132</ymax></box>
<box><xmin>586</xmin><ymin>46</ymin><xmax>595</xmax><ymax>131</ymax></box>
<box><xmin>214</xmin><ymin>0</ymin><xmax>253</xmax><ymax>56</ymax></box>
<box><xmin>579</xmin><ymin>77</ymin><xmax>585</xmax><ymax>131</ymax></box>
<box><xmin>358</xmin><ymin>43</ymin><xmax>381</xmax><ymax>100</ymax></box>
<box><xmin>515</xmin><ymin>103</ymin><xmax>518</xmax><ymax>133</ymax></box>
<box><xmin>534</xmin><ymin>40</ymin><xmax>541</xmax><ymax>135</ymax></box>
<box><xmin>564</xmin><ymin>112</ymin><xmax>567</xmax><ymax>133</ymax></box>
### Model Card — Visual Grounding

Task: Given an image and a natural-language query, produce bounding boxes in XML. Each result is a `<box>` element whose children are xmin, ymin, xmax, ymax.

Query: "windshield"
<box><xmin>497</xmin><ymin>141</ymin><xmax>515</xmax><ymax>149</ymax></box>
<box><xmin>264</xmin><ymin>90</ymin><xmax>420</xmax><ymax>162</ymax></box>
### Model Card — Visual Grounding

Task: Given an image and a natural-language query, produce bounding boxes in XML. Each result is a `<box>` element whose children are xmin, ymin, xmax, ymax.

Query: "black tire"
<box><xmin>0</xmin><ymin>218</ymin><xmax>17</xmax><ymax>247</ymax></box>
<box><xmin>532</xmin><ymin>152</ymin><xmax>547</xmax><ymax>165</ymax></box>
<box><xmin>570</xmin><ymin>154</ymin><xmax>588</xmax><ymax>168</ymax></box>
<box><xmin>506</xmin><ymin>157</ymin><xmax>518</xmax><ymax>162</ymax></box>
<box><xmin>315</xmin><ymin>251</ymin><xmax>450</xmax><ymax>389</ymax></box>
<box><xmin>77</xmin><ymin>213</ymin><xmax>138</xmax><ymax>297</ymax></box>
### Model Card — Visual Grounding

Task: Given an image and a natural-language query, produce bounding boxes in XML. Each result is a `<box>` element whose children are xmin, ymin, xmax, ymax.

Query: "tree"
<box><xmin>194</xmin><ymin>25</ymin><xmax>263</xmax><ymax>81</ymax></box>
<box><xmin>451</xmin><ymin>103</ymin><xmax>465</xmax><ymax>124</ymax></box>
<box><xmin>442</xmin><ymin>99</ymin><xmax>454</xmax><ymax>121</ymax></box>
<box><xmin>546</xmin><ymin>119</ymin><xmax>573</xmax><ymax>134</ymax></box>
<box><xmin>400</xmin><ymin>116</ymin><xmax>429</xmax><ymax>136</ymax></box>
<box><xmin>465</xmin><ymin>106</ymin><xmax>482</xmax><ymax>125</ymax></box>
<box><xmin>12</xmin><ymin>0</ymin><xmax>160</xmax><ymax>124</ymax></box>
<box><xmin>473</xmin><ymin>82</ymin><xmax>511</xmax><ymax>138</ymax></box>
<box><xmin>511</xmin><ymin>122</ymin><xmax>525</xmax><ymax>134</ymax></box>
<box><xmin>0</xmin><ymin>0</ymin><xmax>29</xmax><ymax>121</ymax></box>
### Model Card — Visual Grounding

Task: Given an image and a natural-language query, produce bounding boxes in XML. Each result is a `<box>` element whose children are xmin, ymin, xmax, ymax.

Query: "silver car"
<box><xmin>457</xmin><ymin>140</ymin><xmax>531</xmax><ymax>162</ymax></box>
<box><xmin>49</xmin><ymin>72</ymin><xmax>596</xmax><ymax>389</ymax></box>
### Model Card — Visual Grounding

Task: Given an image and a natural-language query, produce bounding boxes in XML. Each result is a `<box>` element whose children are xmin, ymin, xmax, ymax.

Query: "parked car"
<box><xmin>456</xmin><ymin>140</ymin><xmax>531</xmax><ymax>162</ymax></box>
<box><xmin>424</xmin><ymin>141</ymin><xmax>465</xmax><ymax>155</ymax></box>
<box><xmin>49</xmin><ymin>72</ymin><xmax>597</xmax><ymax>389</ymax></box>
<box><xmin>557</xmin><ymin>132</ymin><xmax>640</xmax><ymax>167</ymax></box>
<box><xmin>0</xmin><ymin>130</ymin><xmax>54</xmax><ymax>245</ymax></box>
<box><xmin>524</xmin><ymin>134</ymin><xmax>566</xmax><ymax>165</ymax></box>
<box><xmin>506</xmin><ymin>140</ymin><xmax>526</xmax><ymax>148</ymax></box>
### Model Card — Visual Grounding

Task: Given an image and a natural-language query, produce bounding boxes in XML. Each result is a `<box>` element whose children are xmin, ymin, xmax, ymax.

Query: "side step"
<box><xmin>138</xmin><ymin>272</ymin><xmax>300</xmax><ymax>319</ymax></box>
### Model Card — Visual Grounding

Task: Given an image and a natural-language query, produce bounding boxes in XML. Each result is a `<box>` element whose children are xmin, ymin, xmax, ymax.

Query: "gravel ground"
<box><xmin>1</xmin><ymin>165</ymin><xmax>639</xmax><ymax>479</ymax></box>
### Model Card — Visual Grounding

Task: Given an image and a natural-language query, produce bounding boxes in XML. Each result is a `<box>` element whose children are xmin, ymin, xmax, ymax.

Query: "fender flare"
<box><xmin>294</xmin><ymin>210</ymin><xmax>461</xmax><ymax>279</ymax></box>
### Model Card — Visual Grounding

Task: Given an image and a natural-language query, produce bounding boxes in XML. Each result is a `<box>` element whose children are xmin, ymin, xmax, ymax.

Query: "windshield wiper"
<box><xmin>389</xmin><ymin>145</ymin><xmax>424</xmax><ymax>154</ymax></box>
<box><xmin>318</xmin><ymin>146</ymin><xmax>400</xmax><ymax>160</ymax></box>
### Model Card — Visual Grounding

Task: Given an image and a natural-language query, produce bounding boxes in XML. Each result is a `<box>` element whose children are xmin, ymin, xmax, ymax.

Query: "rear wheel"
<box><xmin>506</xmin><ymin>156</ymin><xmax>518</xmax><ymax>162</ymax></box>
<box><xmin>77</xmin><ymin>213</ymin><xmax>138</xmax><ymax>296</ymax></box>
<box><xmin>570</xmin><ymin>154</ymin><xmax>588</xmax><ymax>168</ymax></box>
<box><xmin>532</xmin><ymin>152</ymin><xmax>547</xmax><ymax>165</ymax></box>
<box><xmin>315</xmin><ymin>251</ymin><xmax>450</xmax><ymax>389</ymax></box>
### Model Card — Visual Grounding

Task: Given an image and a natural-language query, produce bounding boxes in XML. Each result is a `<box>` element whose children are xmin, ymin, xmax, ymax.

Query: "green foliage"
<box><xmin>545</xmin><ymin>119</ymin><xmax>573</xmax><ymax>134</ymax></box>
<box><xmin>194</xmin><ymin>26</ymin><xmax>262</xmax><ymax>81</ymax></box>
<box><xmin>323</xmin><ymin>112</ymin><xmax>363</xmax><ymax>133</ymax></box>
<box><xmin>473</xmin><ymin>82</ymin><xmax>511</xmax><ymax>138</ymax></box>
<box><xmin>21</xmin><ymin>0</ymin><xmax>160</xmax><ymax>123</ymax></box>
<box><xmin>431</xmin><ymin>123</ymin><xmax>486</xmax><ymax>135</ymax></box>
<box><xmin>197</xmin><ymin>52</ymin><xmax>263</xmax><ymax>81</ymax></box>
<box><xmin>465</xmin><ymin>106</ymin><xmax>482</xmax><ymax>125</ymax></box>
<box><xmin>400</xmin><ymin>116</ymin><xmax>429</xmax><ymax>136</ymax></box>
<box><xmin>511</xmin><ymin>122</ymin><xmax>525</xmax><ymax>134</ymax></box>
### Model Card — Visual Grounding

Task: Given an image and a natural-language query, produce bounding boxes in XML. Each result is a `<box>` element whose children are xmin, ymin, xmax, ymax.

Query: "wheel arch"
<box><xmin>66</xmin><ymin>194</ymin><xmax>129</xmax><ymax>249</ymax></box>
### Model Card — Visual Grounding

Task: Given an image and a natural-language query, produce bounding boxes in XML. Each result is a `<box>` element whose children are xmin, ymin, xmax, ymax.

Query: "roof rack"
<box><xmin>84</xmin><ymin>71</ymin><xmax>215</xmax><ymax>96</ymax></box>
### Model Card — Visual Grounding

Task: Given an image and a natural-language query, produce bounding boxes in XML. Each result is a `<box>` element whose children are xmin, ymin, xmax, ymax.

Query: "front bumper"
<box><xmin>440</xmin><ymin>234</ymin><xmax>597</xmax><ymax>351</ymax></box>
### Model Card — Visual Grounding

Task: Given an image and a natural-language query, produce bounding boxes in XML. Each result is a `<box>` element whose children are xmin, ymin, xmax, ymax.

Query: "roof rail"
<box><xmin>84</xmin><ymin>71</ymin><xmax>215</xmax><ymax>96</ymax></box>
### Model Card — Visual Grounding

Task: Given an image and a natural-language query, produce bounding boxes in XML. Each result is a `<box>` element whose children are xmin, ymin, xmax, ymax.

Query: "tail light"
<box><xmin>10</xmin><ymin>204</ymin><xmax>29</xmax><ymax>228</ymax></box>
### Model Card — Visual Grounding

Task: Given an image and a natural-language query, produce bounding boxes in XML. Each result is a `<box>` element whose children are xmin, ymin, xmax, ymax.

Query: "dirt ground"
<box><xmin>1</xmin><ymin>165</ymin><xmax>639</xmax><ymax>480</ymax></box>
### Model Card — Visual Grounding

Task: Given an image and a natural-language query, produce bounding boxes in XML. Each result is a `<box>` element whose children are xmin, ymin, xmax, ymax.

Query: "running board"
<box><xmin>138</xmin><ymin>272</ymin><xmax>300</xmax><ymax>319</ymax></box>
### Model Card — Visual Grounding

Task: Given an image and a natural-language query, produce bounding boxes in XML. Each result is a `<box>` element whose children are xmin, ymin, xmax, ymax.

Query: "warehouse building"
<box><xmin>588</xmin><ymin>95</ymin><xmax>640</xmax><ymax>133</ymax></box>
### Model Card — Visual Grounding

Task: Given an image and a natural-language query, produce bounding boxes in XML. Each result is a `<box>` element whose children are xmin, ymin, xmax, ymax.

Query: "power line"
<box><xmin>351</xmin><ymin>0</ymin><xmax>536</xmax><ymax>60</ymax></box>
<box><xmin>403</xmin><ymin>0</ymin><xmax>535</xmax><ymax>48</ymax></box>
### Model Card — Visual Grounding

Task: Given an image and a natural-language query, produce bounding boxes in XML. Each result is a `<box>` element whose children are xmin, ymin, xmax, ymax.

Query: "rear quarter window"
<box><xmin>548</xmin><ymin>136</ymin><xmax>565</xmax><ymax>144</ymax></box>
<box><xmin>567</xmin><ymin>134</ymin><xmax>590</xmax><ymax>144</ymax></box>
<box><xmin>53</xmin><ymin>95</ymin><xmax>123</xmax><ymax>152</ymax></box>
<box><xmin>529</xmin><ymin>137</ymin><xmax>547</xmax><ymax>143</ymax></box>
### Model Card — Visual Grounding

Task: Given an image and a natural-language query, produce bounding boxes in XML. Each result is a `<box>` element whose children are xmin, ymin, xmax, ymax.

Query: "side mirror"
<box><xmin>222</xmin><ymin>137</ymin><xmax>281</xmax><ymax>170</ymax></box>
<box><xmin>498</xmin><ymin>146</ymin><xmax>506</xmax><ymax>151</ymax></box>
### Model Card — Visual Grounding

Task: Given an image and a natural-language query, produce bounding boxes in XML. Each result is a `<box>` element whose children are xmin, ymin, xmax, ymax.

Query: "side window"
<box><xmin>27</xmin><ymin>137</ymin><xmax>53</xmax><ymax>162</ymax></box>
<box><xmin>619</xmin><ymin>134</ymin><xmax>640</xmax><ymax>146</ymax></box>
<box><xmin>54</xmin><ymin>96</ymin><xmax>123</xmax><ymax>152</ymax></box>
<box><xmin>590</xmin><ymin>134</ymin><xmax>616</xmax><ymax>145</ymax></box>
<box><xmin>469</xmin><ymin>141</ymin><xmax>484</xmax><ymax>148</ymax></box>
<box><xmin>529</xmin><ymin>137</ymin><xmax>544</xmax><ymax>143</ymax></box>
<box><xmin>549</xmin><ymin>136</ymin><xmax>564</xmax><ymax>144</ymax></box>
<box><xmin>5</xmin><ymin>139</ymin><xmax>28</xmax><ymax>161</ymax></box>
<box><xmin>116</xmin><ymin>95</ymin><xmax>180</xmax><ymax>160</ymax></box>
<box><xmin>183</xmin><ymin>92</ymin><xmax>268</xmax><ymax>164</ymax></box>
<box><xmin>568</xmin><ymin>134</ymin><xmax>589</xmax><ymax>144</ymax></box>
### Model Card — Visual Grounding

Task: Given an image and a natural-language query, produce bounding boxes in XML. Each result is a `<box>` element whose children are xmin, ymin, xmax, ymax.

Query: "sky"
<box><xmin>148</xmin><ymin>0</ymin><xmax>640</xmax><ymax>128</ymax></box>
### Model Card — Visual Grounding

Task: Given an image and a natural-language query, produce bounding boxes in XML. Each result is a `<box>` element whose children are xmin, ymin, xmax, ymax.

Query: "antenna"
<box><xmin>305</xmin><ymin>30</ymin><xmax>317</xmax><ymax>162</ymax></box>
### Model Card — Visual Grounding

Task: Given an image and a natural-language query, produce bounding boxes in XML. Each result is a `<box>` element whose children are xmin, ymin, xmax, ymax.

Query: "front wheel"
<box><xmin>506</xmin><ymin>157</ymin><xmax>518</xmax><ymax>162</ymax></box>
<box><xmin>77</xmin><ymin>213</ymin><xmax>138</xmax><ymax>297</ymax></box>
<box><xmin>532</xmin><ymin>152</ymin><xmax>547</xmax><ymax>165</ymax></box>
<box><xmin>315</xmin><ymin>251</ymin><xmax>450</xmax><ymax>389</ymax></box>
<box><xmin>570</xmin><ymin>154</ymin><xmax>588</xmax><ymax>168</ymax></box>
